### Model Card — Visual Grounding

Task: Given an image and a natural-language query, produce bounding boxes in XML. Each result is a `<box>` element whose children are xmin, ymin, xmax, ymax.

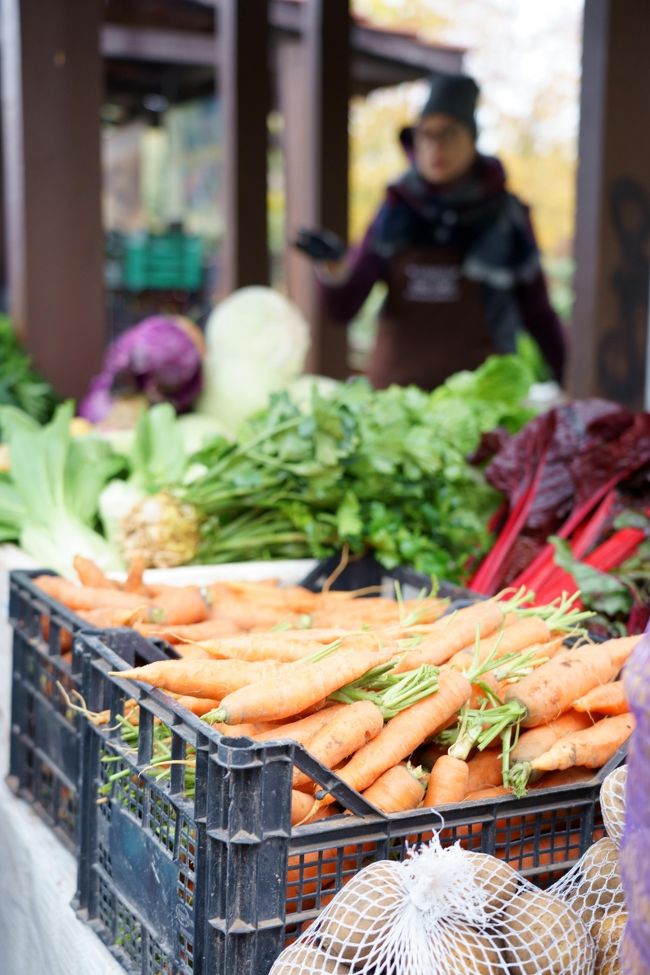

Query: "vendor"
<box><xmin>294</xmin><ymin>73</ymin><xmax>567</xmax><ymax>390</ymax></box>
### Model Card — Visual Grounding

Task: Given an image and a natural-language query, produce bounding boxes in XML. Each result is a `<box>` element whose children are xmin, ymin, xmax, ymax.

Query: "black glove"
<box><xmin>293</xmin><ymin>227</ymin><xmax>346</xmax><ymax>262</ymax></box>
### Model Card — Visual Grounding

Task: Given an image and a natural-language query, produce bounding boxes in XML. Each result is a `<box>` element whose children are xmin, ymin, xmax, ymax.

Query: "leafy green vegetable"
<box><xmin>549</xmin><ymin>536</ymin><xmax>633</xmax><ymax>618</ymax></box>
<box><xmin>0</xmin><ymin>401</ymin><xmax>123</xmax><ymax>574</ymax></box>
<box><xmin>0</xmin><ymin>317</ymin><xmax>58</xmax><ymax>428</ymax></box>
<box><xmin>183</xmin><ymin>355</ymin><xmax>533</xmax><ymax>580</ymax></box>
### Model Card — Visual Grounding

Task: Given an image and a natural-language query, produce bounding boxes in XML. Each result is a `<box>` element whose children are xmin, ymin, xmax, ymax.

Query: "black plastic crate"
<box><xmin>299</xmin><ymin>552</ymin><xmax>481</xmax><ymax>608</ymax></box>
<box><xmin>76</xmin><ymin>629</ymin><xmax>623</xmax><ymax>975</ymax></box>
<box><xmin>7</xmin><ymin>569</ymin><xmax>174</xmax><ymax>851</ymax></box>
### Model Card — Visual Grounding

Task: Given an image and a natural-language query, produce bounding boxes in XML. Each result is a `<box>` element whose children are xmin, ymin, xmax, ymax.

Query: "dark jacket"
<box><xmin>321</xmin><ymin>154</ymin><xmax>567</xmax><ymax>388</ymax></box>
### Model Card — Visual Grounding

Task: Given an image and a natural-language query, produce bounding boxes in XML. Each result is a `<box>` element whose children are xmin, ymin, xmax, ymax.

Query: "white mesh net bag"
<box><xmin>270</xmin><ymin>835</ymin><xmax>596</xmax><ymax>975</ymax></box>
<box><xmin>600</xmin><ymin>766</ymin><xmax>627</xmax><ymax>848</ymax></box>
<box><xmin>549</xmin><ymin>837</ymin><xmax>626</xmax><ymax>975</ymax></box>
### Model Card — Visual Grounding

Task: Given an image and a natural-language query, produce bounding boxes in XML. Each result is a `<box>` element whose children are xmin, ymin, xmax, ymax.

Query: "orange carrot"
<box><xmin>361</xmin><ymin>764</ymin><xmax>426</xmax><ymax>813</ymax></box>
<box><xmin>466</xmin><ymin>749</ymin><xmax>504</xmax><ymax>794</ymax></box>
<box><xmin>253</xmin><ymin>705</ymin><xmax>347</xmax><ymax>745</ymax></box>
<box><xmin>112</xmin><ymin>658</ymin><xmax>287</xmax><ymax>699</ymax></box>
<box><xmin>573</xmin><ymin>681</ymin><xmax>629</xmax><ymax>716</ymax></box>
<box><xmin>197</xmin><ymin>635</ymin><xmax>326</xmax><ymax>663</ymax></box>
<box><xmin>210</xmin><ymin>644</ymin><xmax>396</xmax><ymax>725</ymax></box>
<box><xmin>175</xmin><ymin>695</ymin><xmax>222</xmax><ymax>716</ymax></box>
<box><xmin>393</xmin><ymin>600</ymin><xmax>505</xmax><ymax>672</ymax></box>
<box><xmin>35</xmin><ymin>577</ymin><xmax>147</xmax><ymax>611</ymax></box>
<box><xmin>504</xmin><ymin>636</ymin><xmax>641</xmax><ymax>727</ymax></box>
<box><xmin>530</xmin><ymin>713</ymin><xmax>635</xmax><ymax>774</ymax></box>
<box><xmin>532</xmin><ymin>767</ymin><xmax>596</xmax><ymax>789</ymax></box>
<box><xmin>291</xmin><ymin>789</ymin><xmax>317</xmax><ymax>825</ymax></box>
<box><xmin>135</xmin><ymin>620</ymin><xmax>241</xmax><ymax>643</ymax></box>
<box><xmin>78</xmin><ymin>607</ymin><xmax>143</xmax><ymax>629</ymax></box>
<box><xmin>511</xmin><ymin>711</ymin><xmax>594</xmax><ymax>763</ymax></box>
<box><xmin>319</xmin><ymin>669</ymin><xmax>471</xmax><ymax>804</ymax></box>
<box><xmin>171</xmin><ymin>644</ymin><xmax>212</xmax><ymax>660</ymax></box>
<box><xmin>448</xmin><ymin>616</ymin><xmax>552</xmax><ymax>672</ymax></box>
<box><xmin>212</xmin><ymin>719</ymin><xmax>282</xmax><ymax>737</ymax></box>
<box><xmin>293</xmin><ymin>701</ymin><xmax>384</xmax><ymax>789</ymax></box>
<box><xmin>123</xmin><ymin>555</ymin><xmax>148</xmax><ymax>594</ymax></box>
<box><xmin>424</xmin><ymin>755</ymin><xmax>469</xmax><ymax>806</ymax></box>
<box><xmin>73</xmin><ymin>555</ymin><xmax>118</xmax><ymax>589</ymax></box>
<box><xmin>465</xmin><ymin>785</ymin><xmax>512</xmax><ymax>801</ymax></box>
<box><xmin>148</xmin><ymin>587</ymin><xmax>209</xmax><ymax>626</ymax></box>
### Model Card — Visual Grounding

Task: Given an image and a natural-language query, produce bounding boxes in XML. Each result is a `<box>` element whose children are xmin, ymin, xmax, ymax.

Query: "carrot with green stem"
<box><xmin>292</xmin><ymin>701</ymin><xmax>384</xmax><ymax>789</ymax></box>
<box><xmin>202</xmin><ymin>642</ymin><xmax>397</xmax><ymax>726</ymax></box>
<box><xmin>509</xmin><ymin>712</ymin><xmax>635</xmax><ymax>797</ymax></box>
<box><xmin>110</xmin><ymin>657</ymin><xmax>289</xmax><ymax>699</ymax></box>
<box><xmin>503</xmin><ymin>635</ymin><xmax>640</xmax><ymax>728</ymax></box>
<box><xmin>314</xmin><ymin>667</ymin><xmax>472</xmax><ymax>806</ymax></box>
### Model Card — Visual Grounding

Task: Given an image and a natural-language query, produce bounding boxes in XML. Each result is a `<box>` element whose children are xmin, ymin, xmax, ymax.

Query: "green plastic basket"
<box><xmin>123</xmin><ymin>232</ymin><xmax>203</xmax><ymax>292</ymax></box>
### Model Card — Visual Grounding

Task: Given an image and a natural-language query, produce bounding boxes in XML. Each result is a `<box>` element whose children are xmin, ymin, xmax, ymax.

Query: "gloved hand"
<box><xmin>293</xmin><ymin>227</ymin><xmax>346</xmax><ymax>263</ymax></box>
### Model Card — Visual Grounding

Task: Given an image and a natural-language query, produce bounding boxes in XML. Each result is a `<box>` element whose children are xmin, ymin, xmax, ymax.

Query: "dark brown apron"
<box><xmin>369</xmin><ymin>246</ymin><xmax>497</xmax><ymax>390</ymax></box>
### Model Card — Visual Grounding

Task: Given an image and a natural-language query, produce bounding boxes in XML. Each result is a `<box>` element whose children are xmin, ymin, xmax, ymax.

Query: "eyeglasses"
<box><xmin>414</xmin><ymin>124</ymin><xmax>465</xmax><ymax>148</ymax></box>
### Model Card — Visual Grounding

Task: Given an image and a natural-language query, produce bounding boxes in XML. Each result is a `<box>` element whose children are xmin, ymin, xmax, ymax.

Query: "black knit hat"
<box><xmin>400</xmin><ymin>73</ymin><xmax>480</xmax><ymax>151</ymax></box>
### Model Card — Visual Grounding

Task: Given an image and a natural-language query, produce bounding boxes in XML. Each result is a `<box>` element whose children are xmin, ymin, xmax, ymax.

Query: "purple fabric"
<box><xmin>621</xmin><ymin>626</ymin><xmax>650</xmax><ymax>974</ymax></box>
<box><xmin>79</xmin><ymin>316</ymin><xmax>203</xmax><ymax>422</ymax></box>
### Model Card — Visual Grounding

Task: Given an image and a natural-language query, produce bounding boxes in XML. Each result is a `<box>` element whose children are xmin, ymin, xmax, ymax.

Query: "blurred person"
<box><xmin>294</xmin><ymin>73</ymin><xmax>566</xmax><ymax>390</ymax></box>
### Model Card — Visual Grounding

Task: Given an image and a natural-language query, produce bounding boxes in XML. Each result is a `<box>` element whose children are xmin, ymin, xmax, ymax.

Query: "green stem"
<box><xmin>507</xmin><ymin>760</ymin><xmax>533</xmax><ymax>798</ymax></box>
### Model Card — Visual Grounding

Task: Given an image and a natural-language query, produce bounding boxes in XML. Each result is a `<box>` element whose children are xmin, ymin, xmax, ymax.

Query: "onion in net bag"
<box><xmin>550</xmin><ymin>836</ymin><xmax>626</xmax><ymax>973</ymax></box>
<box><xmin>270</xmin><ymin>835</ymin><xmax>595</xmax><ymax>975</ymax></box>
<box><xmin>620</xmin><ymin>628</ymin><xmax>650</xmax><ymax>974</ymax></box>
<box><xmin>600</xmin><ymin>766</ymin><xmax>627</xmax><ymax>848</ymax></box>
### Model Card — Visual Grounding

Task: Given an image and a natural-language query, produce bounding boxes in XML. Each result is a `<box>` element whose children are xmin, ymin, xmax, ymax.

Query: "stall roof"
<box><xmin>102</xmin><ymin>0</ymin><xmax>465</xmax><ymax>117</ymax></box>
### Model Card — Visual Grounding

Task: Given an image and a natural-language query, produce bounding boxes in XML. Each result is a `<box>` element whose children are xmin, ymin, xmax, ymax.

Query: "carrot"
<box><xmin>123</xmin><ymin>555</ymin><xmax>148</xmax><ymax>594</ymax></box>
<box><xmin>134</xmin><ymin>620</ymin><xmax>241</xmax><ymax>643</ymax></box>
<box><xmin>197</xmin><ymin>635</ymin><xmax>327</xmax><ymax>663</ymax></box>
<box><xmin>253</xmin><ymin>705</ymin><xmax>347</xmax><ymax>745</ymax></box>
<box><xmin>209</xmin><ymin>644</ymin><xmax>396</xmax><ymax>725</ymax></box>
<box><xmin>175</xmin><ymin>695</ymin><xmax>222</xmax><ymax>716</ymax></box>
<box><xmin>532</xmin><ymin>767</ymin><xmax>596</xmax><ymax>789</ymax></box>
<box><xmin>466</xmin><ymin>749</ymin><xmax>504</xmax><ymax>794</ymax></box>
<box><xmin>35</xmin><ymin>577</ymin><xmax>147</xmax><ymax>611</ymax></box>
<box><xmin>504</xmin><ymin>636</ymin><xmax>641</xmax><ymax>727</ymax></box>
<box><xmin>510</xmin><ymin>711</ymin><xmax>594</xmax><ymax>763</ymax></box>
<box><xmin>171</xmin><ymin>644</ymin><xmax>212</xmax><ymax>660</ymax></box>
<box><xmin>112</xmin><ymin>658</ymin><xmax>287</xmax><ymax>699</ymax></box>
<box><xmin>448</xmin><ymin>616</ymin><xmax>552</xmax><ymax>672</ymax></box>
<box><xmin>291</xmin><ymin>789</ymin><xmax>318</xmax><ymax>826</ymax></box>
<box><xmin>78</xmin><ymin>607</ymin><xmax>143</xmax><ymax>629</ymax></box>
<box><xmin>361</xmin><ymin>764</ymin><xmax>426</xmax><ymax>813</ymax></box>
<box><xmin>424</xmin><ymin>755</ymin><xmax>469</xmax><ymax>806</ymax></box>
<box><xmin>318</xmin><ymin>668</ymin><xmax>471</xmax><ymax>804</ymax></box>
<box><xmin>529</xmin><ymin>713</ymin><xmax>635</xmax><ymax>774</ymax></box>
<box><xmin>393</xmin><ymin>600</ymin><xmax>505</xmax><ymax>672</ymax></box>
<box><xmin>573</xmin><ymin>681</ymin><xmax>629</xmax><ymax>716</ymax></box>
<box><xmin>465</xmin><ymin>785</ymin><xmax>512</xmax><ymax>801</ymax></box>
<box><xmin>293</xmin><ymin>701</ymin><xmax>384</xmax><ymax>790</ymax></box>
<box><xmin>73</xmin><ymin>555</ymin><xmax>118</xmax><ymax>589</ymax></box>
<box><xmin>213</xmin><ymin>719</ymin><xmax>282</xmax><ymax>737</ymax></box>
<box><xmin>149</xmin><ymin>587</ymin><xmax>209</xmax><ymax>626</ymax></box>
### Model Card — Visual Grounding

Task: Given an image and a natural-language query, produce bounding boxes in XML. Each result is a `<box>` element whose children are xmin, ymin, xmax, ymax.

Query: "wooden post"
<box><xmin>218</xmin><ymin>0</ymin><xmax>270</xmax><ymax>294</ymax></box>
<box><xmin>570</xmin><ymin>0</ymin><xmax>650</xmax><ymax>409</ymax></box>
<box><xmin>280</xmin><ymin>0</ymin><xmax>350</xmax><ymax>378</ymax></box>
<box><xmin>1</xmin><ymin>0</ymin><xmax>105</xmax><ymax>399</ymax></box>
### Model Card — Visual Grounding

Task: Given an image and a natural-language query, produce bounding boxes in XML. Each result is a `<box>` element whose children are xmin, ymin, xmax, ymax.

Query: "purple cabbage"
<box><xmin>79</xmin><ymin>316</ymin><xmax>203</xmax><ymax>422</ymax></box>
<box><xmin>621</xmin><ymin>623</ymin><xmax>650</xmax><ymax>974</ymax></box>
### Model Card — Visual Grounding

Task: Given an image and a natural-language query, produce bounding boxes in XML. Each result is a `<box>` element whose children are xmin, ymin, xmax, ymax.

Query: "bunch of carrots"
<box><xmin>38</xmin><ymin>556</ymin><xmax>638</xmax><ymax>896</ymax></box>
